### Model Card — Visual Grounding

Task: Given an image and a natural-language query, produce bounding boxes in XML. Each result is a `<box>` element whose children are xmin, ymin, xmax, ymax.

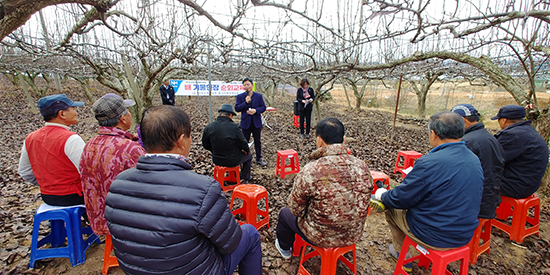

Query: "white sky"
<box><xmin>14</xmin><ymin>0</ymin><xmax>547</xmax><ymax>65</ymax></box>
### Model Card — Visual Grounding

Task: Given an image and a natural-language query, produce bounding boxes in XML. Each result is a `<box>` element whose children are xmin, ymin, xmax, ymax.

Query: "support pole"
<box><xmin>390</xmin><ymin>74</ymin><xmax>403</xmax><ymax>142</ymax></box>
<box><xmin>208</xmin><ymin>41</ymin><xmax>213</xmax><ymax>123</ymax></box>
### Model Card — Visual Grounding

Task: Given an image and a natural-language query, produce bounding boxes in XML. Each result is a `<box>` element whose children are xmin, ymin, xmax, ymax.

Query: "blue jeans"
<box><xmin>222</xmin><ymin>224</ymin><xmax>262</xmax><ymax>275</ymax></box>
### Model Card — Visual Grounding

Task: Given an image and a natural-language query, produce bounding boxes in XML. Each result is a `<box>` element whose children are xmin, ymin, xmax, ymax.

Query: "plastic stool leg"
<box><xmin>50</xmin><ymin>220</ymin><xmax>66</xmax><ymax>248</ymax></box>
<box><xmin>102</xmin><ymin>235</ymin><xmax>119</xmax><ymax>275</ymax></box>
<box><xmin>320</xmin><ymin>250</ymin><xmax>337</xmax><ymax>275</ymax></box>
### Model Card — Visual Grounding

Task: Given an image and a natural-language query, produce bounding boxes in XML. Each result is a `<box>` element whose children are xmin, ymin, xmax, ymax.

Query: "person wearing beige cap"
<box><xmin>18</xmin><ymin>94</ymin><xmax>86</xmax><ymax>206</ymax></box>
<box><xmin>79</xmin><ymin>93</ymin><xmax>146</xmax><ymax>235</ymax></box>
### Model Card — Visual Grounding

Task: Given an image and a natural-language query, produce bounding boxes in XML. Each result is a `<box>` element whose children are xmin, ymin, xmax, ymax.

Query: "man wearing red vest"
<box><xmin>18</xmin><ymin>94</ymin><xmax>86</xmax><ymax>206</ymax></box>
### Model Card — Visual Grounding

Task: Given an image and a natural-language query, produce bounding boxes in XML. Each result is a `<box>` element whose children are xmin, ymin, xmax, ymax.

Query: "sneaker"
<box><xmin>300</xmin><ymin>134</ymin><xmax>304</xmax><ymax>139</ymax></box>
<box><xmin>275</xmin><ymin>239</ymin><xmax>292</xmax><ymax>259</ymax></box>
<box><xmin>256</xmin><ymin>159</ymin><xmax>267</xmax><ymax>167</ymax></box>
<box><xmin>305</xmin><ymin>134</ymin><xmax>310</xmax><ymax>139</ymax></box>
<box><xmin>388</xmin><ymin>244</ymin><xmax>412</xmax><ymax>272</ymax></box>
<box><xmin>369</xmin><ymin>198</ymin><xmax>386</xmax><ymax>213</ymax></box>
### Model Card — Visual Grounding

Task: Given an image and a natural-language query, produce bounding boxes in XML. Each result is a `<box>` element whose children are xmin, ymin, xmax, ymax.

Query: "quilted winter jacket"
<box><xmin>104</xmin><ymin>156</ymin><xmax>242</xmax><ymax>275</ymax></box>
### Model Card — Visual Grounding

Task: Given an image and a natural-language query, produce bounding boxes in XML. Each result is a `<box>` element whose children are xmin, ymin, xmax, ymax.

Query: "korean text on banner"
<box><xmin>171</xmin><ymin>80</ymin><xmax>246</xmax><ymax>96</ymax></box>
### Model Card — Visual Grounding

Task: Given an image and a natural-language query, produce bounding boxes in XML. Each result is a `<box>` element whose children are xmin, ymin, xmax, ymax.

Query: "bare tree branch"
<box><xmin>0</xmin><ymin>0</ymin><xmax>116</xmax><ymax>41</ymax></box>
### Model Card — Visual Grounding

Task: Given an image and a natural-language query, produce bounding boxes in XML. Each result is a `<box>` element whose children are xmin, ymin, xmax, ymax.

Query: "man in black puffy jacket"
<box><xmin>105</xmin><ymin>105</ymin><xmax>262</xmax><ymax>275</ymax></box>
<box><xmin>451</xmin><ymin>104</ymin><xmax>505</xmax><ymax>219</ymax></box>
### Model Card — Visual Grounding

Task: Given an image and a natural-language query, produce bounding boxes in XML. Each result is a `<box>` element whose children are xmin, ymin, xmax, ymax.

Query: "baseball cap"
<box><xmin>92</xmin><ymin>93</ymin><xmax>136</xmax><ymax>122</ymax></box>
<box><xmin>491</xmin><ymin>105</ymin><xmax>526</xmax><ymax>120</ymax></box>
<box><xmin>37</xmin><ymin>94</ymin><xmax>85</xmax><ymax>117</ymax></box>
<box><xmin>451</xmin><ymin>104</ymin><xmax>479</xmax><ymax>117</ymax></box>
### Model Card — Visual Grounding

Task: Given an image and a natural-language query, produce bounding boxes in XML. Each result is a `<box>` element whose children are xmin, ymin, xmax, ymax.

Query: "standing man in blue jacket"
<box><xmin>159</xmin><ymin>79</ymin><xmax>175</xmax><ymax>105</ymax></box>
<box><xmin>105</xmin><ymin>105</ymin><xmax>262</xmax><ymax>275</ymax></box>
<box><xmin>235</xmin><ymin>78</ymin><xmax>267</xmax><ymax>166</ymax></box>
<box><xmin>491</xmin><ymin>105</ymin><xmax>549</xmax><ymax>199</ymax></box>
<box><xmin>372</xmin><ymin>112</ymin><xmax>483</xmax><ymax>272</ymax></box>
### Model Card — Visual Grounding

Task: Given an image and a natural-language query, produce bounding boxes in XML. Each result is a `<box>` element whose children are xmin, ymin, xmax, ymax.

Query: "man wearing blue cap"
<box><xmin>451</xmin><ymin>104</ymin><xmax>505</xmax><ymax>219</ymax></box>
<box><xmin>18</xmin><ymin>94</ymin><xmax>86</xmax><ymax>206</ymax></box>
<box><xmin>492</xmin><ymin>105</ymin><xmax>549</xmax><ymax>198</ymax></box>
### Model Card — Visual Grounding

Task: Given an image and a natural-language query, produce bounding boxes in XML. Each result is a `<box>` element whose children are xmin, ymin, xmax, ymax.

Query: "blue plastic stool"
<box><xmin>29</xmin><ymin>204</ymin><xmax>100</xmax><ymax>268</ymax></box>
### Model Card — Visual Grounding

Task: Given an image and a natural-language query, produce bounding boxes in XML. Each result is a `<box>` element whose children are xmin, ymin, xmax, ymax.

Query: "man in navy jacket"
<box><xmin>491</xmin><ymin>105</ymin><xmax>549</xmax><ymax>199</ymax></box>
<box><xmin>159</xmin><ymin>79</ymin><xmax>175</xmax><ymax>105</ymax></box>
<box><xmin>235</xmin><ymin>78</ymin><xmax>267</xmax><ymax>166</ymax></box>
<box><xmin>373</xmin><ymin>112</ymin><xmax>483</xmax><ymax>270</ymax></box>
<box><xmin>451</xmin><ymin>104</ymin><xmax>505</xmax><ymax>219</ymax></box>
<box><xmin>105</xmin><ymin>105</ymin><xmax>262</xmax><ymax>275</ymax></box>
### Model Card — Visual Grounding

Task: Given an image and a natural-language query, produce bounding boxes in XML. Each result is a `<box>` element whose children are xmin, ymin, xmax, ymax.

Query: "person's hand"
<box><xmin>302</xmin><ymin>100</ymin><xmax>306</xmax><ymax>103</ymax></box>
<box><xmin>372</xmin><ymin>188</ymin><xmax>387</xmax><ymax>201</ymax></box>
<box><xmin>246</xmin><ymin>108</ymin><xmax>257</xmax><ymax>115</ymax></box>
<box><xmin>245</xmin><ymin>95</ymin><xmax>251</xmax><ymax>103</ymax></box>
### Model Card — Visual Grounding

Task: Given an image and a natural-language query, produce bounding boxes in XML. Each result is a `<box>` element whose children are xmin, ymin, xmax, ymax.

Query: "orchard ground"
<box><xmin>0</xmin><ymin>77</ymin><xmax>548</xmax><ymax>274</ymax></box>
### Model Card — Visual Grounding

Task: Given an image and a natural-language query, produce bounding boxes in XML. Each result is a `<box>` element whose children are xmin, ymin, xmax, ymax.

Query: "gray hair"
<box><xmin>98</xmin><ymin>109</ymin><xmax>127</xmax><ymax>127</ymax></box>
<box><xmin>428</xmin><ymin>112</ymin><xmax>464</xmax><ymax>140</ymax></box>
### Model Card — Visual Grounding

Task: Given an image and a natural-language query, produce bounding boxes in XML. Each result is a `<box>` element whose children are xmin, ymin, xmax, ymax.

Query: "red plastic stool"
<box><xmin>492</xmin><ymin>194</ymin><xmax>540</xmax><ymax>243</ymax></box>
<box><xmin>294</xmin><ymin>115</ymin><xmax>299</xmax><ymax>128</ymax></box>
<box><xmin>394</xmin><ymin>151</ymin><xmax>422</xmax><ymax>177</ymax></box>
<box><xmin>293</xmin><ymin>233</ymin><xmax>306</xmax><ymax>257</ymax></box>
<box><xmin>370</xmin><ymin>171</ymin><xmax>390</xmax><ymax>191</ymax></box>
<box><xmin>367</xmin><ymin>171</ymin><xmax>391</xmax><ymax>216</ymax></box>
<box><xmin>230</xmin><ymin>184</ymin><xmax>269</xmax><ymax>230</ymax></box>
<box><xmin>467</xmin><ymin>218</ymin><xmax>491</xmax><ymax>265</ymax></box>
<box><xmin>394</xmin><ymin>236</ymin><xmax>469</xmax><ymax>275</ymax></box>
<box><xmin>213</xmin><ymin>165</ymin><xmax>241</xmax><ymax>192</ymax></box>
<box><xmin>102</xmin><ymin>235</ymin><xmax>119</xmax><ymax>275</ymax></box>
<box><xmin>295</xmin><ymin>235</ymin><xmax>357</xmax><ymax>275</ymax></box>
<box><xmin>276</xmin><ymin>149</ymin><xmax>300</xmax><ymax>178</ymax></box>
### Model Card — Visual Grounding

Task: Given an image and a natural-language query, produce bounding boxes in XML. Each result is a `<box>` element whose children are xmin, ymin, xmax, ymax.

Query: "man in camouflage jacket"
<box><xmin>275</xmin><ymin>118</ymin><xmax>373</xmax><ymax>257</ymax></box>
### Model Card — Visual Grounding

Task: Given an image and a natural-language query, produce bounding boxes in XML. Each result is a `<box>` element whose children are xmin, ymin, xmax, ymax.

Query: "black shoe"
<box><xmin>241</xmin><ymin>179</ymin><xmax>249</xmax><ymax>184</ymax></box>
<box><xmin>305</xmin><ymin>134</ymin><xmax>310</xmax><ymax>139</ymax></box>
<box><xmin>256</xmin><ymin>159</ymin><xmax>267</xmax><ymax>167</ymax></box>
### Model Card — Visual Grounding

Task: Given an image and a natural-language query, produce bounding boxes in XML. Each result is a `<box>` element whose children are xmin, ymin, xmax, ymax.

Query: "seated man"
<box><xmin>18</xmin><ymin>94</ymin><xmax>86</xmax><ymax>206</ymax></box>
<box><xmin>491</xmin><ymin>105</ymin><xmax>549</xmax><ymax>199</ymax></box>
<box><xmin>104</xmin><ymin>105</ymin><xmax>262</xmax><ymax>275</ymax></box>
<box><xmin>79</xmin><ymin>94</ymin><xmax>146</xmax><ymax>236</ymax></box>
<box><xmin>451</xmin><ymin>104</ymin><xmax>505</xmax><ymax>219</ymax></box>
<box><xmin>372</xmin><ymin>112</ymin><xmax>483</xmax><ymax>272</ymax></box>
<box><xmin>202</xmin><ymin>104</ymin><xmax>252</xmax><ymax>183</ymax></box>
<box><xmin>275</xmin><ymin>118</ymin><xmax>373</xmax><ymax>258</ymax></box>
